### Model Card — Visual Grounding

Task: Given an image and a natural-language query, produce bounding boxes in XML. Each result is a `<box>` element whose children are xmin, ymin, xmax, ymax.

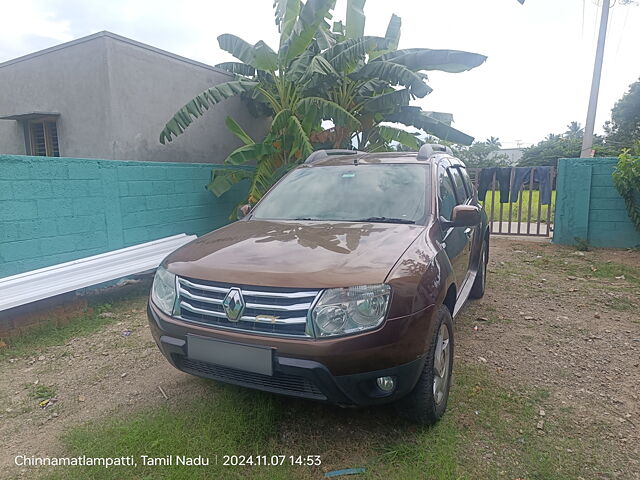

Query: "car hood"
<box><xmin>164</xmin><ymin>219</ymin><xmax>425</xmax><ymax>288</ymax></box>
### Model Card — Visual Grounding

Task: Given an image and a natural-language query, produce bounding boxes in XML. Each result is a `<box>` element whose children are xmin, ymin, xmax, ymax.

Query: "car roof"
<box><xmin>304</xmin><ymin>151</ymin><xmax>467</xmax><ymax>168</ymax></box>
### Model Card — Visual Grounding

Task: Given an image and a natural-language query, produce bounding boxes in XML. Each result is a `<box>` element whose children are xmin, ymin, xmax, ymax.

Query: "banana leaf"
<box><xmin>351</xmin><ymin>61</ymin><xmax>432</xmax><ymax>98</ymax></box>
<box><xmin>160</xmin><ymin>80</ymin><xmax>258</xmax><ymax>143</ymax></box>
<box><xmin>374</xmin><ymin>48</ymin><xmax>487</xmax><ymax>73</ymax></box>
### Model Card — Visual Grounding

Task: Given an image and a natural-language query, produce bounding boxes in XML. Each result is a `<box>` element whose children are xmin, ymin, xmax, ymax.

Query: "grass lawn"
<box><xmin>6</xmin><ymin>244</ymin><xmax>638</xmax><ymax>479</ymax></box>
<box><xmin>0</xmin><ymin>307</ymin><xmax>116</xmax><ymax>360</ymax></box>
<box><xmin>44</xmin><ymin>364</ymin><xmax>608</xmax><ymax>480</ymax></box>
<box><xmin>480</xmin><ymin>190</ymin><xmax>556</xmax><ymax>223</ymax></box>
<box><xmin>0</xmin><ymin>283</ymin><xmax>149</xmax><ymax>360</ymax></box>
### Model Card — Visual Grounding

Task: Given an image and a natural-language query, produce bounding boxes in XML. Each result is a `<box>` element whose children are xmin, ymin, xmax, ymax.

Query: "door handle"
<box><xmin>464</xmin><ymin>228</ymin><xmax>472</xmax><ymax>237</ymax></box>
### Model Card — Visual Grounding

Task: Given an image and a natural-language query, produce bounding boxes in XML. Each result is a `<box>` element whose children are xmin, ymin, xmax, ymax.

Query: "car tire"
<box><xmin>396</xmin><ymin>305</ymin><xmax>454</xmax><ymax>425</ymax></box>
<box><xmin>469</xmin><ymin>237</ymin><xmax>488</xmax><ymax>299</ymax></box>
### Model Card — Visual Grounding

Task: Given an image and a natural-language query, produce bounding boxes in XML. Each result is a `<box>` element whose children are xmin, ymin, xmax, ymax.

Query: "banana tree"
<box><xmin>304</xmin><ymin>6</ymin><xmax>486</xmax><ymax>151</ymax></box>
<box><xmin>161</xmin><ymin>0</ymin><xmax>359</xmax><ymax>207</ymax></box>
<box><xmin>159</xmin><ymin>0</ymin><xmax>486</xmax><ymax>211</ymax></box>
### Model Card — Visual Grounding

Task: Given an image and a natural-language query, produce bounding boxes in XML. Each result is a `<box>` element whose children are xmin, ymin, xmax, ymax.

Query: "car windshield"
<box><xmin>252</xmin><ymin>164</ymin><xmax>430</xmax><ymax>224</ymax></box>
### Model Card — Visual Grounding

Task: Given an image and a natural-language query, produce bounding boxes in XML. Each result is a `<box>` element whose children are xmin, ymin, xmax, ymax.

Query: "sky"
<box><xmin>1</xmin><ymin>0</ymin><xmax>639</xmax><ymax>148</ymax></box>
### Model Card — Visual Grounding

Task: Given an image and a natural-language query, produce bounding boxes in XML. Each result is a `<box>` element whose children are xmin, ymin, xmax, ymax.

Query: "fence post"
<box><xmin>553</xmin><ymin>159</ymin><xmax>592</xmax><ymax>244</ymax></box>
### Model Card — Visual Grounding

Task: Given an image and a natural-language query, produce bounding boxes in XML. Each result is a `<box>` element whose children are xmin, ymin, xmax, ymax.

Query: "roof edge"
<box><xmin>0</xmin><ymin>31</ymin><xmax>233</xmax><ymax>77</ymax></box>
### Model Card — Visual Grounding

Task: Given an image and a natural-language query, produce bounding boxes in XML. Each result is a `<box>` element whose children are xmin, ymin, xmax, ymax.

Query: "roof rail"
<box><xmin>417</xmin><ymin>143</ymin><xmax>453</xmax><ymax>160</ymax></box>
<box><xmin>304</xmin><ymin>149</ymin><xmax>363</xmax><ymax>164</ymax></box>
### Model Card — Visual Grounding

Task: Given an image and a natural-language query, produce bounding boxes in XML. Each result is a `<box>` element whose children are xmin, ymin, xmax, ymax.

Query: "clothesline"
<box><xmin>476</xmin><ymin>166</ymin><xmax>553</xmax><ymax>205</ymax></box>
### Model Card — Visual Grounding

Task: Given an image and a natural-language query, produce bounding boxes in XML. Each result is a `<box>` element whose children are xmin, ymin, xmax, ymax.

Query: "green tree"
<box><xmin>604</xmin><ymin>78</ymin><xmax>640</xmax><ymax>151</ymax></box>
<box><xmin>564</xmin><ymin>121</ymin><xmax>583</xmax><ymax>139</ymax></box>
<box><xmin>486</xmin><ymin>136</ymin><xmax>501</xmax><ymax>148</ymax></box>
<box><xmin>518</xmin><ymin>135</ymin><xmax>581</xmax><ymax>167</ymax></box>
<box><xmin>452</xmin><ymin>140</ymin><xmax>509</xmax><ymax>168</ymax></box>
<box><xmin>519</xmin><ymin>121</ymin><xmax>615</xmax><ymax>167</ymax></box>
<box><xmin>159</xmin><ymin>0</ymin><xmax>486</xmax><ymax>210</ymax></box>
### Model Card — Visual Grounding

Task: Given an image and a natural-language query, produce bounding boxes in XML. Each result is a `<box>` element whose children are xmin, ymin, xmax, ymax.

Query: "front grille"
<box><xmin>175</xmin><ymin>356</ymin><xmax>326</xmax><ymax>400</ymax></box>
<box><xmin>176</xmin><ymin>277</ymin><xmax>319</xmax><ymax>337</ymax></box>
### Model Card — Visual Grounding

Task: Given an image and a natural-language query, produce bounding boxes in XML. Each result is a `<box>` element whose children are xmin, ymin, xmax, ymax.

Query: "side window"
<box><xmin>438</xmin><ymin>166</ymin><xmax>457</xmax><ymax>221</ymax></box>
<box><xmin>447</xmin><ymin>167</ymin><xmax>468</xmax><ymax>204</ymax></box>
<box><xmin>459</xmin><ymin>166</ymin><xmax>474</xmax><ymax>198</ymax></box>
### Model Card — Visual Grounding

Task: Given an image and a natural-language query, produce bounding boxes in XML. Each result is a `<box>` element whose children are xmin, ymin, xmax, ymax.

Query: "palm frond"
<box><xmin>375</xmin><ymin>125</ymin><xmax>420</xmax><ymax>150</ymax></box>
<box><xmin>225</xmin><ymin>143</ymin><xmax>275</xmax><ymax>165</ymax></box>
<box><xmin>280</xmin><ymin>0</ymin><xmax>336</xmax><ymax>64</ymax></box>
<box><xmin>345</xmin><ymin>0</ymin><xmax>366</xmax><ymax>39</ymax></box>
<box><xmin>274</xmin><ymin>0</ymin><xmax>302</xmax><ymax>40</ymax></box>
<box><xmin>160</xmin><ymin>80</ymin><xmax>258</xmax><ymax>143</ymax></box>
<box><xmin>253</xmin><ymin>41</ymin><xmax>279</xmax><ymax>71</ymax></box>
<box><xmin>361</xmin><ymin>88</ymin><xmax>410</xmax><ymax>113</ymax></box>
<box><xmin>322</xmin><ymin>36</ymin><xmax>388</xmax><ymax>72</ymax></box>
<box><xmin>386</xmin><ymin>106</ymin><xmax>474</xmax><ymax>145</ymax></box>
<box><xmin>374</xmin><ymin>48</ymin><xmax>487</xmax><ymax>73</ymax></box>
<box><xmin>351</xmin><ymin>61</ymin><xmax>432</xmax><ymax>97</ymax></box>
<box><xmin>287</xmin><ymin>115</ymin><xmax>314</xmax><ymax>159</ymax></box>
<box><xmin>225</xmin><ymin>116</ymin><xmax>255</xmax><ymax>145</ymax></box>
<box><xmin>217</xmin><ymin>34</ymin><xmax>257</xmax><ymax>66</ymax></box>
<box><xmin>369</xmin><ymin>14</ymin><xmax>401</xmax><ymax>60</ymax></box>
<box><xmin>215</xmin><ymin>62</ymin><xmax>256</xmax><ymax>77</ymax></box>
<box><xmin>207</xmin><ymin>167</ymin><xmax>254</xmax><ymax>197</ymax></box>
<box><xmin>296</xmin><ymin>96</ymin><xmax>361</xmax><ymax>128</ymax></box>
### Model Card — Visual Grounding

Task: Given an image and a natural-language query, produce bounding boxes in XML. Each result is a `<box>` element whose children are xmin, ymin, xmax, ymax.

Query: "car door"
<box><xmin>437</xmin><ymin>165</ymin><xmax>471</xmax><ymax>288</ymax></box>
<box><xmin>448</xmin><ymin>165</ymin><xmax>474</xmax><ymax>283</ymax></box>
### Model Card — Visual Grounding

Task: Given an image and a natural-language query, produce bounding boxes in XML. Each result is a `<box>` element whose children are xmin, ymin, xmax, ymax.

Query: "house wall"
<box><xmin>0</xmin><ymin>154</ymin><xmax>249</xmax><ymax>278</ymax></box>
<box><xmin>0</xmin><ymin>32</ymin><xmax>268</xmax><ymax>162</ymax></box>
<box><xmin>0</xmin><ymin>36</ymin><xmax>113</xmax><ymax>158</ymax></box>
<box><xmin>0</xmin><ymin>121</ymin><xmax>25</xmax><ymax>155</ymax></box>
<box><xmin>105</xmin><ymin>36</ymin><xmax>267</xmax><ymax>163</ymax></box>
<box><xmin>553</xmin><ymin>157</ymin><xmax>640</xmax><ymax>248</ymax></box>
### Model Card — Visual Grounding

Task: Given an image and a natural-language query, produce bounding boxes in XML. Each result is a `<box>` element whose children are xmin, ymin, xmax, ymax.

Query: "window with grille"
<box><xmin>27</xmin><ymin>119</ymin><xmax>59</xmax><ymax>157</ymax></box>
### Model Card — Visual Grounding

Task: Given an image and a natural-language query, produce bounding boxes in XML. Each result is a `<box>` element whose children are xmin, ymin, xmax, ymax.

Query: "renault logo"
<box><xmin>222</xmin><ymin>288</ymin><xmax>245</xmax><ymax>322</ymax></box>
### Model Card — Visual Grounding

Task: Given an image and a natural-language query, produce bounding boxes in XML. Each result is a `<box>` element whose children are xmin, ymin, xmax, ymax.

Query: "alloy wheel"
<box><xmin>433</xmin><ymin>323</ymin><xmax>451</xmax><ymax>405</ymax></box>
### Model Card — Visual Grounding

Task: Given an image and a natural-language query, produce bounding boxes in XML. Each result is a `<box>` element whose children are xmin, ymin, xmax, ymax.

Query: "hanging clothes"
<box><xmin>496</xmin><ymin>168</ymin><xmax>512</xmax><ymax>203</ymax></box>
<box><xmin>478</xmin><ymin>167</ymin><xmax>512</xmax><ymax>203</ymax></box>
<box><xmin>509</xmin><ymin>167</ymin><xmax>553</xmax><ymax>205</ymax></box>
<box><xmin>477</xmin><ymin>168</ymin><xmax>496</xmax><ymax>201</ymax></box>
<box><xmin>535</xmin><ymin>166</ymin><xmax>553</xmax><ymax>205</ymax></box>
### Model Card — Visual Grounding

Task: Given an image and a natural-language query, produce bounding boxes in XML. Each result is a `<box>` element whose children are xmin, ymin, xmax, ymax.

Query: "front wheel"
<box><xmin>396</xmin><ymin>306</ymin><xmax>454</xmax><ymax>425</ymax></box>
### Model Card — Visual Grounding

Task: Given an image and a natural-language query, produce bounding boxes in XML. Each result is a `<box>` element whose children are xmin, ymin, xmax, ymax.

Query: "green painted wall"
<box><xmin>553</xmin><ymin>157</ymin><xmax>640</xmax><ymax>248</ymax></box>
<box><xmin>0</xmin><ymin>155</ymin><xmax>249</xmax><ymax>278</ymax></box>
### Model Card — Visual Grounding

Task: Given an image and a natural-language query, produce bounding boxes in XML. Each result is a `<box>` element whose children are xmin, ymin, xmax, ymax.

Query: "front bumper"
<box><xmin>148</xmin><ymin>301</ymin><xmax>435</xmax><ymax>406</ymax></box>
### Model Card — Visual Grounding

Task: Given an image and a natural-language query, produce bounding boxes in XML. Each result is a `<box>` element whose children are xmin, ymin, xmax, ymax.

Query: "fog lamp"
<box><xmin>376</xmin><ymin>376</ymin><xmax>396</xmax><ymax>393</ymax></box>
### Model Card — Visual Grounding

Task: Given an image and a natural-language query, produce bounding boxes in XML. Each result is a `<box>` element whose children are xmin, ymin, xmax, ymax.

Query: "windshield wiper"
<box><xmin>352</xmin><ymin>217</ymin><xmax>416</xmax><ymax>224</ymax></box>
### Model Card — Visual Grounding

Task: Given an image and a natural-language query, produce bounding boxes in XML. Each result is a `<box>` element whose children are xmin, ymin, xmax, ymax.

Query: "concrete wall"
<box><xmin>0</xmin><ymin>154</ymin><xmax>250</xmax><ymax>278</ymax></box>
<box><xmin>0</xmin><ymin>36</ymin><xmax>113</xmax><ymax>158</ymax></box>
<box><xmin>0</xmin><ymin>121</ymin><xmax>25</xmax><ymax>155</ymax></box>
<box><xmin>553</xmin><ymin>157</ymin><xmax>640</xmax><ymax>248</ymax></box>
<box><xmin>0</xmin><ymin>32</ymin><xmax>268</xmax><ymax>162</ymax></box>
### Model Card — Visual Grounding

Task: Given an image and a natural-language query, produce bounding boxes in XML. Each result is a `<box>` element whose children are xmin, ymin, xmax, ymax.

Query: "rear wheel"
<box><xmin>397</xmin><ymin>306</ymin><xmax>454</xmax><ymax>425</ymax></box>
<box><xmin>469</xmin><ymin>237</ymin><xmax>488</xmax><ymax>299</ymax></box>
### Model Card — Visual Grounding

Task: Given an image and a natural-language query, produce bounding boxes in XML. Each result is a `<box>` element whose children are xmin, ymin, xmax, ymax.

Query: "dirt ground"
<box><xmin>0</xmin><ymin>237</ymin><xmax>639</xmax><ymax>478</ymax></box>
<box><xmin>460</xmin><ymin>238</ymin><xmax>640</xmax><ymax>478</ymax></box>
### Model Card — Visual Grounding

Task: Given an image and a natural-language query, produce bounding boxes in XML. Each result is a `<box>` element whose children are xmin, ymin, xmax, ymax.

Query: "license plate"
<box><xmin>186</xmin><ymin>335</ymin><xmax>273</xmax><ymax>376</ymax></box>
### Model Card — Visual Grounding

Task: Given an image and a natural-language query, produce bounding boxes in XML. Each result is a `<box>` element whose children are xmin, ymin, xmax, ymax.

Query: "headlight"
<box><xmin>311</xmin><ymin>284</ymin><xmax>391</xmax><ymax>337</ymax></box>
<box><xmin>151</xmin><ymin>266</ymin><xmax>177</xmax><ymax>315</ymax></box>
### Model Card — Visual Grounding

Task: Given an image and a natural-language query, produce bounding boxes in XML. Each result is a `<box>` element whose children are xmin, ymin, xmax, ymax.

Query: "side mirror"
<box><xmin>450</xmin><ymin>205</ymin><xmax>481</xmax><ymax>228</ymax></box>
<box><xmin>237</xmin><ymin>204</ymin><xmax>252</xmax><ymax>220</ymax></box>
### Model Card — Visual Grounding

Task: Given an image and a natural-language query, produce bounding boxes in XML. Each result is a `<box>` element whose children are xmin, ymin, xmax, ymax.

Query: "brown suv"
<box><xmin>148</xmin><ymin>145</ymin><xmax>489</xmax><ymax>424</ymax></box>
